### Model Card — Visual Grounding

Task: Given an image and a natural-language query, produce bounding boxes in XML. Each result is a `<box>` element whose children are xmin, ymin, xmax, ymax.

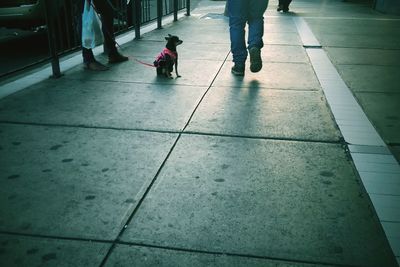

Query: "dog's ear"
<box><xmin>165</xmin><ymin>34</ymin><xmax>172</xmax><ymax>41</ymax></box>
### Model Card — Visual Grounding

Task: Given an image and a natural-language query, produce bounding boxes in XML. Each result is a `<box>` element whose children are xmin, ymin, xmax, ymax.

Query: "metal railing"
<box><xmin>1</xmin><ymin>0</ymin><xmax>190</xmax><ymax>79</ymax></box>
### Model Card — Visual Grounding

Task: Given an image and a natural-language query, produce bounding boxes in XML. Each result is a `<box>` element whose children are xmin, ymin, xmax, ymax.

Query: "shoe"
<box><xmin>231</xmin><ymin>64</ymin><xmax>245</xmax><ymax>76</ymax></box>
<box><xmin>249</xmin><ymin>47</ymin><xmax>262</xmax><ymax>73</ymax></box>
<box><xmin>108</xmin><ymin>52</ymin><xmax>129</xmax><ymax>63</ymax></box>
<box><xmin>277</xmin><ymin>5</ymin><xmax>283</xmax><ymax>11</ymax></box>
<box><xmin>283</xmin><ymin>4</ymin><xmax>289</xmax><ymax>12</ymax></box>
<box><xmin>84</xmin><ymin>61</ymin><xmax>109</xmax><ymax>71</ymax></box>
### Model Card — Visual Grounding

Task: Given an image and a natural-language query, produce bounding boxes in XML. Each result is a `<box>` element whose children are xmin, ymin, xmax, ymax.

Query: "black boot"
<box><xmin>283</xmin><ymin>5</ymin><xmax>289</xmax><ymax>12</ymax></box>
<box><xmin>277</xmin><ymin>0</ymin><xmax>283</xmax><ymax>11</ymax></box>
<box><xmin>283</xmin><ymin>0</ymin><xmax>291</xmax><ymax>12</ymax></box>
<box><xmin>108</xmin><ymin>51</ymin><xmax>129</xmax><ymax>64</ymax></box>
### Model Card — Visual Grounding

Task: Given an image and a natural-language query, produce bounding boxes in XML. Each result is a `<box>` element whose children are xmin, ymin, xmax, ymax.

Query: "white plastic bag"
<box><xmin>81</xmin><ymin>0</ymin><xmax>103</xmax><ymax>49</ymax></box>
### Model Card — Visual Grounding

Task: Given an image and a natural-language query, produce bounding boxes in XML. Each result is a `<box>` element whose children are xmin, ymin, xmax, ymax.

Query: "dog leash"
<box><xmin>126</xmin><ymin>54</ymin><xmax>156</xmax><ymax>68</ymax></box>
<box><xmin>114</xmin><ymin>35</ymin><xmax>157</xmax><ymax>68</ymax></box>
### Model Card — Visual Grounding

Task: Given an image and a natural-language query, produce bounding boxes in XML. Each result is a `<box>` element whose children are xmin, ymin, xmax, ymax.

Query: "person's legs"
<box><xmin>247</xmin><ymin>0</ymin><xmax>268</xmax><ymax>72</ymax></box>
<box><xmin>82</xmin><ymin>47</ymin><xmax>95</xmax><ymax>63</ymax></box>
<box><xmin>283</xmin><ymin>0</ymin><xmax>292</xmax><ymax>12</ymax></box>
<box><xmin>247</xmin><ymin>0</ymin><xmax>268</xmax><ymax>50</ymax></box>
<box><xmin>79</xmin><ymin>0</ymin><xmax>108</xmax><ymax>70</ymax></box>
<box><xmin>228</xmin><ymin>0</ymin><xmax>248</xmax><ymax>73</ymax></box>
<box><xmin>92</xmin><ymin>0</ymin><xmax>127</xmax><ymax>63</ymax></box>
<box><xmin>92</xmin><ymin>0</ymin><xmax>117</xmax><ymax>55</ymax></box>
<box><xmin>277</xmin><ymin>0</ymin><xmax>283</xmax><ymax>11</ymax></box>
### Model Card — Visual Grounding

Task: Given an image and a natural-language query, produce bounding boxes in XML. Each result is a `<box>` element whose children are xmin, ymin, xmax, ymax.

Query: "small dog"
<box><xmin>154</xmin><ymin>34</ymin><xmax>183</xmax><ymax>78</ymax></box>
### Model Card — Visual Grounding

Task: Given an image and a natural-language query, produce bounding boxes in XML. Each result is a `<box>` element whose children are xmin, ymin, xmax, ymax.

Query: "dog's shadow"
<box><xmin>152</xmin><ymin>75</ymin><xmax>180</xmax><ymax>85</ymax></box>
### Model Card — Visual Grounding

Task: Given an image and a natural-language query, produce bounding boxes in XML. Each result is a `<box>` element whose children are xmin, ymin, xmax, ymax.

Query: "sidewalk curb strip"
<box><xmin>295</xmin><ymin>17</ymin><xmax>400</xmax><ymax>260</ymax></box>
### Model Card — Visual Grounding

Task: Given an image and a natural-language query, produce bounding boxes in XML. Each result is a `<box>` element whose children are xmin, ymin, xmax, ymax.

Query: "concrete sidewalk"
<box><xmin>0</xmin><ymin>0</ymin><xmax>399</xmax><ymax>266</ymax></box>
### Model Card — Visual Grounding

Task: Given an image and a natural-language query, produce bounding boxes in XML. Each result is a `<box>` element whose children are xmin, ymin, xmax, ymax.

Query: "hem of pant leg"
<box><xmin>233</xmin><ymin>62</ymin><xmax>246</xmax><ymax>68</ymax></box>
<box><xmin>107</xmin><ymin>46</ymin><xmax>119</xmax><ymax>56</ymax></box>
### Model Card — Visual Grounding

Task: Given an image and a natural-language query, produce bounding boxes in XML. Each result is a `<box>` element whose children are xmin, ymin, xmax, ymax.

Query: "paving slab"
<box><xmin>0</xmin><ymin>124</ymin><xmax>177</xmax><ymax>239</ymax></box>
<box><xmin>191</xmin><ymin>0</ymin><xmax>226</xmax><ymax>16</ymax></box>
<box><xmin>369</xmin><ymin>194</ymin><xmax>400</xmax><ymax>222</ymax></box>
<box><xmin>306</xmin><ymin>18</ymin><xmax>400</xmax><ymax>36</ymax></box>
<box><xmin>0</xmin><ymin>78</ymin><xmax>207</xmax><ymax>132</ymax></box>
<box><xmin>325</xmin><ymin>47</ymin><xmax>400</xmax><ymax>66</ymax></box>
<box><xmin>353</xmin><ymin>92</ymin><xmax>400</xmax><ymax>144</ymax></box>
<box><xmin>390</xmin><ymin>146</ymin><xmax>400</xmax><ymax>164</ymax></box>
<box><xmin>105</xmin><ymin>244</ymin><xmax>334</xmax><ymax>267</ymax></box>
<box><xmin>284</xmin><ymin>0</ymin><xmax>380</xmax><ymax>17</ymax></box>
<box><xmin>143</xmin><ymin>11</ymin><xmax>301</xmax><ymax>46</ymax></box>
<box><xmin>0</xmin><ymin>234</ymin><xmax>109</xmax><ymax>267</ymax></box>
<box><xmin>310</xmin><ymin>32</ymin><xmax>400</xmax><ymax>49</ymax></box>
<box><xmin>126</xmin><ymin>42</ymin><xmax>308</xmax><ymax>64</ymax></box>
<box><xmin>121</xmin><ymin>134</ymin><xmax>396</xmax><ymax>267</ymax></box>
<box><xmin>304</xmin><ymin>8</ymin><xmax>400</xmax><ymax>168</ymax></box>
<box><xmin>336</xmin><ymin>65</ymin><xmax>400</xmax><ymax>93</ymax></box>
<box><xmin>121</xmin><ymin>39</ymin><xmax>231</xmax><ymax>61</ymax></box>
<box><xmin>306</xmin><ymin>18</ymin><xmax>400</xmax><ymax>49</ymax></box>
<box><xmin>264</xmin><ymin>21</ymin><xmax>299</xmax><ymax>33</ymax></box>
<box><xmin>186</xmin><ymin>87</ymin><xmax>340</xmax><ymax>142</ymax></box>
<box><xmin>262</xmin><ymin>45</ymin><xmax>309</xmax><ymax>63</ymax></box>
<box><xmin>265</xmin><ymin>16</ymin><xmax>298</xmax><ymax>26</ymax></box>
<box><xmin>213</xmin><ymin>61</ymin><xmax>320</xmax><ymax>90</ymax></box>
<box><xmin>264</xmin><ymin>16</ymin><xmax>303</xmax><ymax>45</ymax></box>
<box><xmin>263</xmin><ymin>32</ymin><xmax>303</xmax><ymax>46</ymax></box>
<box><xmin>0</xmin><ymin>0</ymin><xmax>399</xmax><ymax>266</ymax></box>
<box><xmin>141</xmin><ymin>16</ymin><xmax>230</xmax><ymax>44</ymax></box>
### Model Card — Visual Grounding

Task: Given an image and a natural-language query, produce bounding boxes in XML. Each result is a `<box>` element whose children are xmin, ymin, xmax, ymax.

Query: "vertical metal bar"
<box><xmin>186</xmin><ymin>0</ymin><xmax>190</xmax><ymax>16</ymax></box>
<box><xmin>173</xmin><ymin>0</ymin><xmax>178</xmax><ymax>21</ymax></box>
<box><xmin>127</xmin><ymin>0</ymin><xmax>133</xmax><ymax>27</ymax></box>
<box><xmin>121</xmin><ymin>0</ymin><xmax>127</xmax><ymax>31</ymax></box>
<box><xmin>65</xmin><ymin>1</ymin><xmax>72</xmax><ymax>48</ymax></box>
<box><xmin>144</xmin><ymin>0</ymin><xmax>149</xmax><ymax>22</ymax></box>
<box><xmin>43</xmin><ymin>0</ymin><xmax>61</xmax><ymax>78</ymax></box>
<box><xmin>134</xmin><ymin>0</ymin><xmax>141</xmax><ymax>39</ymax></box>
<box><xmin>115</xmin><ymin>0</ymin><xmax>120</xmax><ymax>32</ymax></box>
<box><xmin>157</xmin><ymin>0</ymin><xmax>163</xmax><ymax>29</ymax></box>
<box><xmin>71</xmin><ymin>0</ymin><xmax>81</xmax><ymax>48</ymax></box>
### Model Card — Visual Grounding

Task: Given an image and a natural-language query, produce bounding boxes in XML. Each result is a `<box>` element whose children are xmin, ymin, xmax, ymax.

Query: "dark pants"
<box><xmin>80</xmin><ymin>0</ymin><xmax>117</xmax><ymax>63</ymax></box>
<box><xmin>227</xmin><ymin>0</ymin><xmax>269</xmax><ymax>65</ymax></box>
<box><xmin>278</xmin><ymin>0</ymin><xmax>292</xmax><ymax>8</ymax></box>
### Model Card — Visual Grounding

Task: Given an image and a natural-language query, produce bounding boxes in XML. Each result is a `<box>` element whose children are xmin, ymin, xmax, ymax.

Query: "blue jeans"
<box><xmin>228</xmin><ymin>0</ymin><xmax>269</xmax><ymax>66</ymax></box>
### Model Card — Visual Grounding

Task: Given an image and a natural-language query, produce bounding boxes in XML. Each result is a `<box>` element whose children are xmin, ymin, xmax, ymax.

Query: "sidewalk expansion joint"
<box><xmin>183</xmin><ymin>130</ymin><xmax>344</xmax><ymax>145</ymax></box>
<box><xmin>303</xmin><ymin>45</ymin><xmax>322</xmax><ymax>49</ymax></box>
<box><xmin>114</xmin><ymin>241</ymin><xmax>364</xmax><ymax>267</ymax></box>
<box><xmin>62</xmin><ymin>77</ymin><xmax>210</xmax><ymax>88</ymax></box>
<box><xmin>0</xmin><ymin>121</ymin><xmax>181</xmax><ymax>135</ymax></box>
<box><xmin>0</xmin><ymin>120</ymin><xmax>344</xmax><ymax>145</ymax></box>
<box><xmin>99</xmin><ymin>133</ymin><xmax>183</xmax><ymax>267</ymax></box>
<box><xmin>0</xmin><ymin>230</ymin><xmax>377</xmax><ymax>267</ymax></box>
<box><xmin>0</xmin><ymin>230</ymin><xmax>114</xmax><ymax>245</ymax></box>
<box><xmin>99</xmin><ymin>51</ymin><xmax>231</xmax><ymax>267</ymax></box>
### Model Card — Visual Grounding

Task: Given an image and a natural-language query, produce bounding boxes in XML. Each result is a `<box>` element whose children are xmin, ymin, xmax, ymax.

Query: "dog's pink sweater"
<box><xmin>154</xmin><ymin>48</ymin><xmax>177</xmax><ymax>66</ymax></box>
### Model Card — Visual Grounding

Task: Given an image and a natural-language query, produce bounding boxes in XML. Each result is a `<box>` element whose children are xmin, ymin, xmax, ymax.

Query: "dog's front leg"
<box><xmin>175</xmin><ymin>59</ymin><xmax>181</xmax><ymax>78</ymax></box>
